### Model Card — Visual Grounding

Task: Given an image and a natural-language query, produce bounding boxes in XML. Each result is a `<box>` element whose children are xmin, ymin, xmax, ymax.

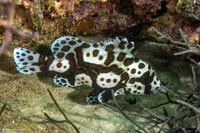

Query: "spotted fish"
<box><xmin>13</xmin><ymin>36</ymin><xmax>162</xmax><ymax>104</ymax></box>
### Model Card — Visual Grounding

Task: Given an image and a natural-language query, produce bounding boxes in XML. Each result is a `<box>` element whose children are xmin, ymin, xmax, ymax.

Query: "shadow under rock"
<box><xmin>37</xmin><ymin>71</ymin><xmax>56</xmax><ymax>87</ymax></box>
<box><xmin>37</xmin><ymin>71</ymin><xmax>91</xmax><ymax>105</ymax></box>
<box><xmin>135</xmin><ymin>40</ymin><xmax>195</xmax><ymax>88</ymax></box>
<box><xmin>67</xmin><ymin>85</ymin><xmax>93</xmax><ymax>105</ymax></box>
<box><xmin>0</xmin><ymin>54</ymin><xmax>18</xmax><ymax>74</ymax></box>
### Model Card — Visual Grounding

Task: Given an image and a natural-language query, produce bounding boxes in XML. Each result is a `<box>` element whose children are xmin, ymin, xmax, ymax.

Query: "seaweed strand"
<box><xmin>0</xmin><ymin>103</ymin><xmax>7</xmax><ymax>116</ymax></box>
<box><xmin>45</xmin><ymin>89</ymin><xmax>80</xmax><ymax>133</ymax></box>
<box><xmin>111</xmin><ymin>89</ymin><xmax>149</xmax><ymax>133</ymax></box>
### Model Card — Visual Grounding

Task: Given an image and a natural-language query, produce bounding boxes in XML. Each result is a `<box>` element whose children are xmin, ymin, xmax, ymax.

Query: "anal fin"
<box><xmin>54</xmin><ymin>74</ymin><xmax>73</xmax><ymax>87</ymax></box>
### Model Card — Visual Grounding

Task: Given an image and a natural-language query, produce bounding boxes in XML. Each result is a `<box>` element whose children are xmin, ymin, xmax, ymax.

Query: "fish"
<box><xmin>13</xmin><ymin>36</ymin><xmax>162</xmax><ymax>105</ymax></box>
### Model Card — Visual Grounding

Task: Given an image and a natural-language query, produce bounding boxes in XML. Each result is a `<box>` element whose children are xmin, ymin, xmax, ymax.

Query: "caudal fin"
<box><xmin>13</xmin><ymin>47</ymin><xmax>42</xmax><ymax>74</ymax></box>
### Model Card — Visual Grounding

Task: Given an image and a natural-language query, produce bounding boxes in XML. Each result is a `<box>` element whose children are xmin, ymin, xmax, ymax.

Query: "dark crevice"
<box><xmin>153</xmin><ymin>0</ymin><xmax>168</xmax><ymax>18</ymax></box>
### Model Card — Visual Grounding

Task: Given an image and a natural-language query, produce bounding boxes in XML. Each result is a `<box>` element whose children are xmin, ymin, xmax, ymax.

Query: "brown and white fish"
<box><xmin>13</xmin><ymin>36</ymin><xmax>162</xmax><ymax>104</ymax></box>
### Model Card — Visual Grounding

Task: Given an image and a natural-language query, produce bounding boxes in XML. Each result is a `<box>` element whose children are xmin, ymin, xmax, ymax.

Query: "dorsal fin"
<box><xmin>51</xmin><ymin>36</ymin><xmax>135</xmax><ymax>60</ymax></box>
<box><xmin>51</xmin><ymin>36</ymin><xmax>84</xmax><ymax>59</ymax></box>
<box><xmin>97</xmin><ymin>37</ymin><xmax>135</xmax><ymax>54</ymax></box>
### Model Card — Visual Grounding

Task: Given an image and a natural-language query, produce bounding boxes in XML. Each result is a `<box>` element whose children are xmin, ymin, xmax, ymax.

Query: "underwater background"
<box><xmin>0</xmin><ymin>0</ymin><xmax>200</xmax><ymax>132</ymax></box>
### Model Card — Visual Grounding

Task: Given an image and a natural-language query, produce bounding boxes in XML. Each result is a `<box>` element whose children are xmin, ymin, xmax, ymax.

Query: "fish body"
<box><xmin>13</xmin><ymin>36</ymin><xmax>162</xmax><ymax>104</ymax></box>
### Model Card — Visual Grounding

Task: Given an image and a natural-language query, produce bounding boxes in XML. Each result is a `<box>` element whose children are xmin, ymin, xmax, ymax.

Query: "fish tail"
<box><xmin>13</xmin><ymin>47</ymin><xmax>52</xmax><ymax>74</ymax></box>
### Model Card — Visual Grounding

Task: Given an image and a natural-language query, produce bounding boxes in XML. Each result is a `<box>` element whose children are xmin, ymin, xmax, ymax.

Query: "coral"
<box><xmin>64</xmin><ymin>0</ymin><xmax>163</xmax><ymax>35</ymax></box>
<box><xmin>18</xmin><ymin>0</ymin><xmax>33</xmax><ymax>11</ymax></box>
<box><xmin>15</xmin><ymin>0</ymin><xmax>199</xmax><ymax>40</ymax></box>
<box><xmin>132</xmin><ymin>0</ymin><xmax>162</xmax><ymax>19</ymax></box>
<box><xmin>4</xmin><ymin>0</ymin><xmax>200</xmax><ymax>51</ymax></box>
<box><xmin>16</xmin><ymin>0</ymin><xmax>72</xmax><ymax>44</ymax></box>
<box><xmin>175</xmin><ymin>0</ymin><xmax>190</xmax><ymax>12</ymax></box>
<box><xmin>148</xmin><ymin>0</ymin><xmax>200</xmax><ymax>44</ymax></box>
<box><xmin>0</xmin><ymin>0</ymin><xmax>38</xmax><ymax>56</ymax></box>
<box><xmin>15</xmin><ymin>0</ymin><xmax>165</xmax><ymax>36</ymax></box>
<box><xmin>65</xmin><ymin>1</ymin><xmax>118</xmax><ymax>35</ymax></box>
